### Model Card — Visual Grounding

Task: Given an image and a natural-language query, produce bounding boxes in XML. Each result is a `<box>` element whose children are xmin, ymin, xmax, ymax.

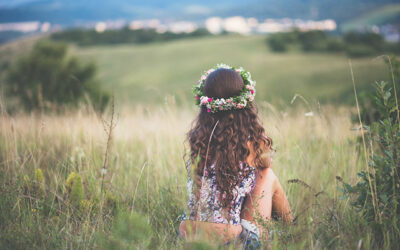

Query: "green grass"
<box><xmin>72</xmin><ymin>35</ymin><xmax>391</xmax><ymax>108</ymax></box>
<box><xmin>0</xmin><ymin>102</ymin><xmax>376</xmax><ymax>249</ymax></box>
<box><xmin>0</xmin><ymin>34</ymin><xmax>396</xmax><ymax>249</ymax></box>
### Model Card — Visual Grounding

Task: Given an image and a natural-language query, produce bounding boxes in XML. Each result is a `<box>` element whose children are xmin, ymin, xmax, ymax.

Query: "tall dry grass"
<box><xmin>0</xmin><ymin>100</ymin><xmax>371</xmax><ymax>249</ymax></box>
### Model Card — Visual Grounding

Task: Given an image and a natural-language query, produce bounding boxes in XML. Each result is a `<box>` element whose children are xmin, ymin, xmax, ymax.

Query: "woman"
<box><xmin>179</xmin><ymin>64</ymin><xmax>293</xmax><ymax>248</ymax></box>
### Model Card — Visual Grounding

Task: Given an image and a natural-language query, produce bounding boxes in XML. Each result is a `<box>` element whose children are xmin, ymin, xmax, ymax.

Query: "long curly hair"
<box><xmin>186</xmin><ymin>67</ymin><xmax>274</xmax><ymax>210</ymax></box>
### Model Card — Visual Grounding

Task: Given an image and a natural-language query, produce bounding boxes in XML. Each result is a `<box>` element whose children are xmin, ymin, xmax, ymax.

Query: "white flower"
<box><xmin>200</xmin><ymin>96</ymin><xmax>209</xmax><ymax>104</ymax></box>
<box><xmin>217</xmin><ymin>63</ymin><xmax>231</xmax><ymax>69</ymax></box>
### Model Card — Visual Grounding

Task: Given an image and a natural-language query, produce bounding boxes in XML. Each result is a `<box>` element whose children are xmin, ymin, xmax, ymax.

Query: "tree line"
<box><xmin>267</xmin><ymin>29</ymin><xmax>400</xmax><ymax>57</ymax></box>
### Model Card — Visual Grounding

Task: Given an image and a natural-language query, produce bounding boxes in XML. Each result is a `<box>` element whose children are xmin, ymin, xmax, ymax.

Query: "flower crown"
<box><xmin>193</xmin><ymin>63</ymin><xmax>256</xmax><ymax>113</ymax></box>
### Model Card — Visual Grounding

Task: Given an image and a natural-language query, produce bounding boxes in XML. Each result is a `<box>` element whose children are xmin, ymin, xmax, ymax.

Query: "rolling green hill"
<box><xmin>341</xmin><ymin>4</ymin><xmax>400</xmax><ymax>32</ymax></box>
<box><xmin>72</xmin><ymin>35</ymin><xmax>391</xmax><ymax>108</ymax></box>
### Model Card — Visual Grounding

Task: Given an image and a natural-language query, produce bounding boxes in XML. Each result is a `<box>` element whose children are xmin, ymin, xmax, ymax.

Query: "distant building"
<box><xmin>0</xmin><ymin>21</ymin><xmax>41</xmax><ymax>32</ymax></box>
<box><xmin>205</xmin><ymin>17</ymin><xmax>223</xmax><ymax>34</ymax></box>
<box><xmin>223</xmin><ymin>16</ymin><xmax>251</xmax><ymax>35</ymax></box>
<box><xmin>205</xmin><ymin>16</ymin><xmax>337</xmax><ymax>34</ymax></box>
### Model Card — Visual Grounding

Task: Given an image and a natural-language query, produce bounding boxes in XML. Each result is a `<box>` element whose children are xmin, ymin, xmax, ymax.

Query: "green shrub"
<box><xmin>356</xmin><ymin>56</ymin><xmax>400</xmax><ymax>125</ymax></box>
<box><xmin>70</xmin><ymin>174</ymin><xmax>84</xmax><ymax>207</ymax></box>
<box><xmin>65</xmin><ymin>171</ymin><xmax>77</xmax><ymax>192</ymax></box>
<box><xmin>33</xmin><ymin>168</ymin><xmax>45</xmax><ymax>197</ymax></box>
<box><xmin>344</xmin><ymin>31</ymin><xmax>385</xmax><ymax>53</ymax></box>
<box><xmin>267</xmin><ymin>34</ymin><xmax>288</xmax><ymax>52</ymax></box>
<box><xmin>343</xmin><ymin>76</ymin><xmax>400</xmax><ymax>247</ymax></box>
<box><xmin>4</xmin><ymin>40</ymin><xmax>110</xmax><ymax>112</ymax></box>
<box><xmin>298</xmin><ymin>30</ymin><xmax>329</xmax><ymax>51</ymax></box>
<box><xmin>325</xmin><ymin>37</ymin><xmax>346</xmax><ymax>52</ymax></box>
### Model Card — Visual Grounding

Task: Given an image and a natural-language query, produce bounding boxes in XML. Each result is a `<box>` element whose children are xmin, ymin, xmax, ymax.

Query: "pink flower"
<box><xmin>207</xmin><ymin>69</ymin><xmax>214</xmax><ymax>74</ymax></box>
<box><xmin>211</xmin><ymin>105</ymin><xmax>215</xmax><ymax>108</ymax></box>
<box><xmin>197</xmin><ymin>80</ymin><xmax>202</xmax><ymax>85</ymax></box>
<box><xmin>219</xmin><ymin>106</ymin><xmax>223</xmax><ymax>110</ymax></box>
<box><xmin>237</xmin><ymin>104</ymin><xmax>243</xmax><ymax>109</ymax></box>
<box><xmin>195</xmin><ymin>96</ymin><xmax>200</xmax><ymax>100</ymax></box>
<box><xmin>201</xmin><ymin>75</ymin><xmax>206</xmax><ymax>80</ymax></box>
<box><xmin>208</xmin><ymin>97</ymin><xmax>213</xmax><ymax>102</ymax></box>
<box><xmin>201</xmin><ymin>98</ymin><xmax>208</xmax><ymax>104</ymax></box>
<box><xmin>235</xmin><ymin>69</ymin><xmax>241</xmax><ymax>73</ymax></box>
<box><xmin>250</xmin><ymin>90</ymin><xmax>254</xmax><ymax>94</ymax></box>
<box><xmin>227</xmin><ymin>99</ymin><xmax>231</xmax><ymax>103</ymax></box>
<box><xmin>207</xmin><ymin>108</ymin><xmax>211</xmax><ymax>113</ymax></box>
<box><xmin>249</xmin><ymin>95</ymin><xmax>254</xmax><ymax>101</ymax></box>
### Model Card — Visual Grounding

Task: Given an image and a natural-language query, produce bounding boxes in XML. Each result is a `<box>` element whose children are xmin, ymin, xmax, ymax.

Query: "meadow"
<box><xmin>72</xmin><ymin>35</ymin><xmax>391</xmax><ymax>107</ymax></box>
<box><xmin>0</xmin><ymin>102</ymin><xmax>369</xmax><ymax>249</ymax></box>
<box><xmin>0</xmin><ymin>34</ymin><xmax>397</xmax><ymax>249</ymax></box>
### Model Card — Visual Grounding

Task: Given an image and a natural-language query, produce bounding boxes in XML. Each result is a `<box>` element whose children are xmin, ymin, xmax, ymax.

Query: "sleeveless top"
<box><xmin>182</xmin><ymin>161</ymin><xmax>256</xmax><ymax>225</ymax></box>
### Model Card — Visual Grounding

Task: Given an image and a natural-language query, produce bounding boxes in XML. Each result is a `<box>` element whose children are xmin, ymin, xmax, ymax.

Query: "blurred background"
<box><xmin>0</xmin><ymin>0</ymin><xmax>399</xmax><ymax>111</ymax></box>
<box><xmin>1</xmin><ymin>2</ymin><xmax>400</xmax><ymax>249</ymax></box>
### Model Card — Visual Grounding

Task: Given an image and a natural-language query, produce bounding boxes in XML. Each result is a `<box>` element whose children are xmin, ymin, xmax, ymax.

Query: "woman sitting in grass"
<box><xmin>179</xmin><ymin>64</ymin><xmax>293</xmax><ymax>249</ymax></box>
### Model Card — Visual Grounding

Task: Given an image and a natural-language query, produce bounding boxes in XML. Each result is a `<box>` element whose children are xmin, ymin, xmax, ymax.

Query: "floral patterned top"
<box><xmin>182</xmin><ymin>161</ymin><xmax>256</xmax><ymax>225</ymax></box>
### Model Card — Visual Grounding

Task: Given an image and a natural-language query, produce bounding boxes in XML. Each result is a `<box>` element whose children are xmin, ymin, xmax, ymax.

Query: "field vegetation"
<box><xmin>0</xmin><ymin>34</ymin><xmax>399</xmax><ymax>249</ymax></box>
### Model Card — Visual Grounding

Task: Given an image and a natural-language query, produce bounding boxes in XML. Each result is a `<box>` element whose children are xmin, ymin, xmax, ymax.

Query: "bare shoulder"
<box><xmin>257</xmin><ymin>167</ymin><xmax>276</xmax><ymax>180</ymax></box>
<box><xmin>254</xmin><ymin>167</ymin><xmax>277</xmax><ymax>190</ymax></box>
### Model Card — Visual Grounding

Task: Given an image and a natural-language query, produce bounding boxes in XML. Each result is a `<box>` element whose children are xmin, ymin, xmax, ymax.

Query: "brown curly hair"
<box><xmin>186</xmin><ymin>68</ymin><xmax>274</xmax><ymax>210</ymax></box>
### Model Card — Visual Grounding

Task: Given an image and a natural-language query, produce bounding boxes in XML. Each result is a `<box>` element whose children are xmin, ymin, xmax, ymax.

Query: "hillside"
<box><xmin>0</xmin><ymin>34</ymin><xmax>392</xmax><ymax>108</ymax></box>
<box><xmin>341</xmin><ymin>4</ymin><xmax>400</xmax><ymax>32</ymax></box>
<box><xmin>71</xmin><ymin>35</ymin><xmax>391</xmax><ymax>107</ymax></box>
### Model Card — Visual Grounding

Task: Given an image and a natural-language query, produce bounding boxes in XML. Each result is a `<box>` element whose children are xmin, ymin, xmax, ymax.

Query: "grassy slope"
<box><xmin>341</xmin><ymin>4</ymin><xmax>400</xmax><ymax>32</ymax></box>
<box><xmin>73</xmin><ymin>35</ymin><xmax>390</xmax><ymax>108</ymax></box>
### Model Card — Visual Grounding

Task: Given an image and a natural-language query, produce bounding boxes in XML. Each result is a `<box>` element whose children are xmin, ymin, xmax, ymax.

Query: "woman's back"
<box><xmin>179</xmin><ymin>64</ymin><xmax>292</xmax><ymax>247</ymax></box>
<box><xmin>183</xmin><ymin>161</ymin><xmax>256</xmax><ymax>225</ymax></box>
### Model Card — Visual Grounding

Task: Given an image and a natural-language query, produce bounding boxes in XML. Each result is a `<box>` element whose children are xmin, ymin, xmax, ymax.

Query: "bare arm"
<box><xmin>241</xmin><ymin>168</ymin><xmax>293</xmax><ymax>241</ymax></box>
<box><xmin>272</xmin><ymin>177</ymin><xmax>293</xmax><ymax>224</ymax></box>
<box><xmin>241</xmin><ymin>167</ymin><xmax>275</xmax><ymax>241</ymax></box>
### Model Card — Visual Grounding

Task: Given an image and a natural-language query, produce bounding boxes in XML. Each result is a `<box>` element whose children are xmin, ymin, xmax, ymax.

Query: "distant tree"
<box><xmin>325</xmin><ymin>37</ymin><xmax>346</xmax><ymax>52</ymax></box>
<box><xmin>266</xmin><ymin>30</ymin><xmax>300</xmax><ymax>52</ymax></box>
<box><xmin>5</xmin><ymin>40</ymin><xmax>109</xmax><ymax>112</ymax></box>
<box><xmin>51</xmin><ymin>27</ymin><xmax>211</xmax><ymax>46</ymax></box>
<box><xmin>267</xmin><ymin>34</ymin><xmax>288</xmax><ymax>52</ymax></box>
<box><xmin>344</xmin><ymin>31</ymin><xmax>385</xmax><ymax>52</ymax></box>
<box><xmin>298</xmin><ymin>30</ymin><xmax>329</xmax><ymax>51</ymax></box>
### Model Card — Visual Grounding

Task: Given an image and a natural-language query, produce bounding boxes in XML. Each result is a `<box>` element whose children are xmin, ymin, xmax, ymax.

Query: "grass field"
<box><xmin>0</xmin><ymin>102</ymin><xmax>371</xmax><ymax>249</ymax></box>
<box><xmin>0</xmin><ymin>34</ymin><xmax>397</xmax><ymax>249</ymax></box>
<box><xmin>72</xmin><ymin>35</ymin><xmax>391</xmax><ymax>108</ymax></box>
